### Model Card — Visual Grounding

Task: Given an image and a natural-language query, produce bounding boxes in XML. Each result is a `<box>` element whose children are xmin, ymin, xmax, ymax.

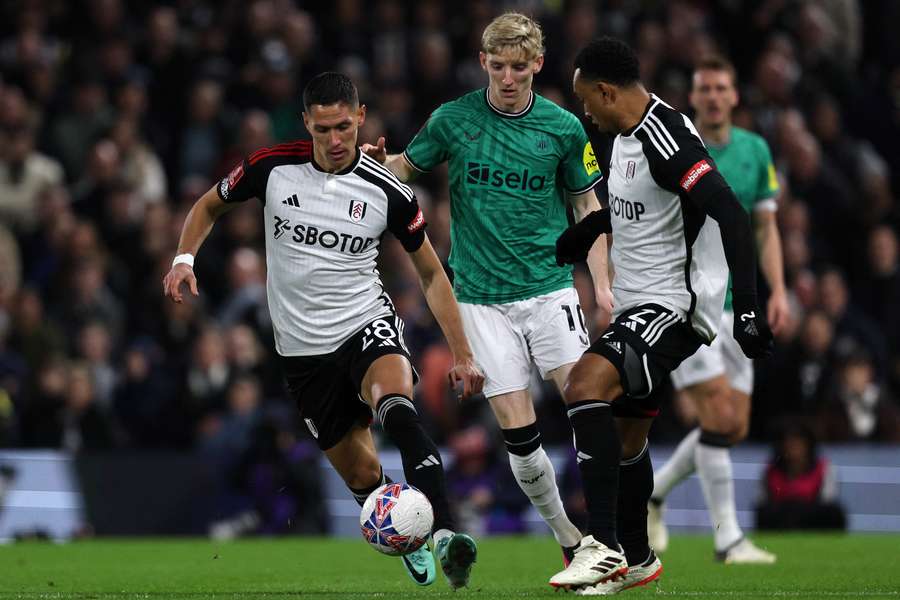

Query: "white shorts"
<box><xmin>458</xmin><ymin>287</ymin><xmax>590</xmax><ymax>398</ymax></box>
<box><xmin>670</xmin><ymin>311</ymin><xmax>754</xmax><ymax>395</ymax></box>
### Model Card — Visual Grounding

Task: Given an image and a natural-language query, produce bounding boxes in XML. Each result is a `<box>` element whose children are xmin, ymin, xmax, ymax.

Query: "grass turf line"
<box><xmin>0</xmin><ymin>534</ymin><xmax>898</xmax><ymax>599</ymax></box>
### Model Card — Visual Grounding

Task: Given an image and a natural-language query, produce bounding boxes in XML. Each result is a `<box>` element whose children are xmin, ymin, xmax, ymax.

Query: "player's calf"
<box><xmin>376</xmin><ymin>394</ymin><xmax>455</xmax><ymax>533</ymax></box>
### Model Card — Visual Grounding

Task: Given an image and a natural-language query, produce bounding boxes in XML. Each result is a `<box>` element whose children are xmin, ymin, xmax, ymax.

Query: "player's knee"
<box><xmin>729</xmin><ymin>420</ymin><xmax>749</xmax><ymax>444</ymax></box>
<box><xmin>563</xmin><ymin>373</ymin><xmax>617</xmax><ymax>405</ymax></box>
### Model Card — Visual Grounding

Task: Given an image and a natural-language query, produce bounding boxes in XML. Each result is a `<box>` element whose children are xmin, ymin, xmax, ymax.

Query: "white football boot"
<box><xmin>549</xmin><ymin>536</ymin><xmax>628</xmax><ymax>590</ymax></box>
<box><xmin>716</xmin><ymin>538</ymin><xmax>777</xmax><ymax>564</ymax></box>
<box><xmin>576</xmin><ymin>551</ymin><xmax>662</xmax><ymax>595</ymax></box>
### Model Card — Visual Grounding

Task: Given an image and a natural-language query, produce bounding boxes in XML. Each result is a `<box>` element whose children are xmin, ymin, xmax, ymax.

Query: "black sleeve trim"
<box><xmin>565</xmin><ymin>175</ymin><xmax>604</xmax><ymax>195</ymax></box>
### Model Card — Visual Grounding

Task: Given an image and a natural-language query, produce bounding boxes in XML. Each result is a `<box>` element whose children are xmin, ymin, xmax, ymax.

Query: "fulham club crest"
<box><xmin>626</xmin><ymin>160</ymin><xmax>636</xmax><ymax>181</ymax></box>
<box><xmin>349</xmin><ymin>199</ymin><xmax>368</xmax><ymax>222</ymax></box>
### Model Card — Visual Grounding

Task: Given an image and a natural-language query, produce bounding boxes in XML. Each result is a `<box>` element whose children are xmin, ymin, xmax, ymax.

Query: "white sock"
<box><xmin>433</xmin><ymin>528</ymin><xmax>454</xmax><ymax>546</ymax></box>
<box><xmin>652</xmin><ymin>428</ymin><xmax>700</xmax><ymax>502</ymax></box>
<box><xmin>695</xmin><ymin>441</ymin><xmax>742</xmax><ymax>551</ymax></box>
<box><xmin>508</xmin><ymin>447</ymin><xmax>582</xmax><ymax>547</ymax></box>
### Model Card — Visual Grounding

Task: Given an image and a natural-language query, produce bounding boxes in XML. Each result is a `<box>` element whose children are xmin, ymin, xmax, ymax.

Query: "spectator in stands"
<box><xmin>819</xmin><ymin>351</ymin><xmax>900</xmax><ymax>442</ymax></box>
<box><xmin>0</xmin><ymin>101</ymin><xmax>64</xmax><ymax>233</ymax></box>
<box><xmin>756</xmin><ymin>421</ymin><xmax>846</xmax><ymax>530</ymax></box>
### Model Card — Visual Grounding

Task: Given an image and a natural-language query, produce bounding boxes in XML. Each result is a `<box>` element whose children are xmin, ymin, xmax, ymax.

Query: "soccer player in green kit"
<box><xmin>363</xmin><ymin>12</ymin><xmax>612</xmax><ymax>573</ymax></box>
<box><xmin>648</xmin><ymin>55</ymin><xmax>789</xmax><ymax>564</ymax></box>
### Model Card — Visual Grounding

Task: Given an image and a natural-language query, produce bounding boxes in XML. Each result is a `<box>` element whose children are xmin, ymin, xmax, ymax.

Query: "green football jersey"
<box><xmin>404</xmin><ymin>89</ymin><xmax>602</xmax><ymax>304</ymax></box>
<box><xmin>708</xmin><ymin>126</ymin><xmax>779</xmax><ymax>310</ymax></box>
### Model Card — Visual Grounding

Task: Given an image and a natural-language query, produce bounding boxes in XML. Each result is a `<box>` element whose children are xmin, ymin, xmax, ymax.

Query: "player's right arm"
<box><xmin>164</xmin><ymin>152</ymin><xmax>267</xmax><ymax>303</ymax></box>
<box><xmin>163</xmin><ymin>186</ymin><xmax>235</xmax><ymax>303</ymax></box>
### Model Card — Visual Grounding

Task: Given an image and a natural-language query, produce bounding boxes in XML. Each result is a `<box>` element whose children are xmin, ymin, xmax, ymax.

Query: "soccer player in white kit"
<box><xmin>548</xmin><ymin>39</ymin><xmax>773</xmax><ymax>595</ymax></box>
<box><xmin>649</xmin><ymin>55</ymin><xmax>785</xmax><ymax>565</ymax></box>
<box><xmin>163</xmin><ymin>73</ymin><xmax>483</xmax><ymax>590</ymax></box>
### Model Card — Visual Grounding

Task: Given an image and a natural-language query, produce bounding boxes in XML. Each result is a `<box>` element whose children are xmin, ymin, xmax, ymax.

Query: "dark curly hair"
<box><xmin>574</xmin><ymin>37</ymin><xmax>641</xmax><ymax>86</ymax></box>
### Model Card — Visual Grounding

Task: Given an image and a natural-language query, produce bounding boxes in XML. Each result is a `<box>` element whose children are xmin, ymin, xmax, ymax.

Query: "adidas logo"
<box><xmin>577</xmin><ymin>451</ymin><xmax>592</xmax><ymax>463</ymax></box>
<box><xmin>282</xmin><ymin>194</ymin><xmax>300</xmax><ymax>207</ymax></box>
<box><xmin>415</xmin><ymin>455</ymin><xmax>440</xmax><ymax>470</ymax></box>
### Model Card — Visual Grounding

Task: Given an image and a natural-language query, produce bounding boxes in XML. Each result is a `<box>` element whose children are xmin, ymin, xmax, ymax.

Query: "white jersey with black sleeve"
<box><xmin>607</xmin><ymin>95</ymin><xmax>729</xmax><ymax>342</ymax></box>
<box><xmin>217</xmin><ymin>142</ymin><xmax>426</xmax><ymax>356</ymax></box>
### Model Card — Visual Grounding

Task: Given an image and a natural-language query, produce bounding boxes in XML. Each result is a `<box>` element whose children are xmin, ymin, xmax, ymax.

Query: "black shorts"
<box><xmin>280</xmin><ymin>315</ymin><xmax>416</xmax><ymax>451</ymax></box>
<box><xmin>586</xmin><ymin>303</ymin><xmax>704</xmax><ymax>418</ymax></box>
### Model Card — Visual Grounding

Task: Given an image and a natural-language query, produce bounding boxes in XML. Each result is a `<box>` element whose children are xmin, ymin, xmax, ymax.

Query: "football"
<box><xmin>359</xmin><ymin>482</ymin><xmax>433</xmax><ymax>556</ymax></box>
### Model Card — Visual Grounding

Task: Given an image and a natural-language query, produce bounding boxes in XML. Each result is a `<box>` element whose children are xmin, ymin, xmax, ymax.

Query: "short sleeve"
<box><xmin>637</xmin><ymin>109</ymin><xmax>730</xmax><ymax>204</ymax></box>
<box><xmin>403</xmin><ymin>107</ymin><xmax>450</xmax><ymax>173</ymax></box>
<box><xmin>386</xmin><ymin>190</ymin><xmax>427</xmax><ymax>252</ymax></box>
<box><xmin>755</xmin><ymin>139</ymin><xmax>780</xmax><ymax>208</ymax></box>
<box><xmin>217</xmin><ymin>158</ymin><xmax>265</xmax><ymax>203</ymax></box>
<box><xmin>561</xmin><ymin>127</ymin><xmax>604</xmax><ymax>194</ymax></box>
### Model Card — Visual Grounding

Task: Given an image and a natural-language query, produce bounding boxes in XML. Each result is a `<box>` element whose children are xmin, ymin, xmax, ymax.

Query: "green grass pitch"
<box><xmin>0</xmin><ymin>534</ymin><xmax>898</xmax><ymax>599</ymax></box>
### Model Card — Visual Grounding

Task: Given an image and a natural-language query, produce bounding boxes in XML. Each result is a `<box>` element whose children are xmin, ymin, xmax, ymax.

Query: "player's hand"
<box><xmin>594</xmin><ymin>286</ymin><xmax>614</xmax><ymax>331</ymax></box>
<box><xmin>556</xmin><ymin>209</ymin><xmax>612</xmax><ymax>266</ymax></box>
<box><xmin>732</xmin><ymin>293</ymin><xmax>774</xmax><ymax>358</ymax></box>
<box><xmin>360</xmin><ymin>136</ymin><xmax>387</xmax><ymax>164</ymax></box>
<box><xmin>767</xmin><ymin>288</ymin><xmax>790</xmax><ymax>336</ymax></box>
<box><xmin>447</xmin><ymin>355</ymin><xmax>484</xmax><ymax>401</ymax></box>
<box><xmin>163</xmin><ymin>263</ymin><xmax>199</xmax><ymax>304</ymax></box>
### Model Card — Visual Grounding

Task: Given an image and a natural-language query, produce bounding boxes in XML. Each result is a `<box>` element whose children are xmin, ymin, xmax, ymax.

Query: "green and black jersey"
<box><xmin>405</xmin><ymin>89</ymin><xmax>602</xmax><ymax>304</ymax></box>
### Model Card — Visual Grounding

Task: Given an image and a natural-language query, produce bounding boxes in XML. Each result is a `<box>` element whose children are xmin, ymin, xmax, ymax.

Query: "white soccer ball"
<box><xmin>359</xmin><ymin>482</ymin><xmax>433</xmax><ymax>556</ymax></box>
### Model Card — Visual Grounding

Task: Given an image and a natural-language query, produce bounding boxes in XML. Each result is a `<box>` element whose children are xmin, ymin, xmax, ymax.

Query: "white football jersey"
<box><xmin>217</xmin><ymin>142</ymin><xmax>426</xmax><ymax>356</ymax></box>
<box><xmin>607</xmin><ymin>95</ymin><xmax>728</xmax><ymax>342</ymax></box>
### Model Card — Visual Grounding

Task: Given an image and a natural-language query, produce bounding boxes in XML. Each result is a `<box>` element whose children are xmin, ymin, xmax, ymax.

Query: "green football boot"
<box><xmin>400</xmin><ymin>544</ymin><xmax>436</xmax><ymax>586</ymax></box>
<box><xmin>435</xmin><ymin>533</ymin><xmax>478</xmax><ymax>590</ymax></box>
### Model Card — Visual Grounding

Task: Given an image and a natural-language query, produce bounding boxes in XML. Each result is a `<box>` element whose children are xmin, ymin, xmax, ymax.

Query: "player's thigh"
<box><xmin>458</xmin><ymin>301</ymin><xmax>531</xmax><ymax>398</ymax></box>
<box><xmin>522</xmin><ymin>287</ymin><xmax>591</xmax><ymax>382</ymax></box>
<box><xmin>615</xmin><ymin>417</ymin><xmax>654</xmax><ymax>460</ymax></box>
<box><xmin>562</xmin><ymin>352</ymin><xmax>623</xmax><ymax>405</ymax></box>
<box><xmin>488</xmin><ymin>389</ymin><xmax>537</xmax><ymax>429</ymax></box>
<box><xmin>360</xmin><ymin>353</ymin><xmax>415</xmax><ymax>407</ymax></box>
<box><xmin>324</xmin><ymin>423</ymin><xmax>382</xmax><ymax>489</ymax></box>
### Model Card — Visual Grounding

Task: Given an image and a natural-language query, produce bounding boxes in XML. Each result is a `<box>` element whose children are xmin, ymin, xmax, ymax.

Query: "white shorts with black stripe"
<box><xmin>587</xmin><ymin>303</ymin><xmax>704</xmax><ymax>418</ymax></box>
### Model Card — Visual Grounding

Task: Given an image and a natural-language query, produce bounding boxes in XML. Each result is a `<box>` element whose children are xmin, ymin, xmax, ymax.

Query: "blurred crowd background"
<box><xmin>0</xmin><ymin>0</ymin><xmax>898</xmax><ymax>535</ymax></box>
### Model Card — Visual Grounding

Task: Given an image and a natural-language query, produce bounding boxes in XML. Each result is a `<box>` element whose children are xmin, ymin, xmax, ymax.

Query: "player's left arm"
<box><xmin>753</xmin><ymin>143</ymin><xmax>789</xmax><ymax>335</ymax></box>
<box><xmin>569</xmin><ymin>188</ymin><xmax>613</xmax><ymax>326</ymax></box>
<box><xmin>641</xmin><ymin>111</ymin><xmax>772</xmax><ymax>357</ymax></box>
<box><xmin>753</xmin><ymin>207</ymin><xmax>789</xmax><ymax>335</ymax></box>
<box><xmin>408</xmin><ymin>237</ymin><xmax>484</xmax><ymax>399</ymax></box>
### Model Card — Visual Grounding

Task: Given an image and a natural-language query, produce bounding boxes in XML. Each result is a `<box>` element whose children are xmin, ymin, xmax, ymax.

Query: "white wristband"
<box><xmin>172</xmin><ymin>253</ymin><xmax>195</xmax><ymax>268</ymax></box>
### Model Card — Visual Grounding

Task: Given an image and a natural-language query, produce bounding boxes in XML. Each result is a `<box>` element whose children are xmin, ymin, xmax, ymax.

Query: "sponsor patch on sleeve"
<box><xmin>582</xmin><ymin>142</ymin><xmax>599</xmax><ymax>176</ymax></box>
<box><xmin>679</xmin><ymin>159</ymin><xmax>713</xmax><ymax>191</ymax></box>
<box><xmin>220</xmin><ymin>162</ymin><xmax>244</xmax><ymax>199</ymax></box>
<box><xmin>407</xmin><ymin>208</ymin><xmax>425</xmax><ymax>233</ymax></box>
<box><xmin>766</xmin><ymin>163</ymin><xmax>779</xmax><ymax>193</ymax></box>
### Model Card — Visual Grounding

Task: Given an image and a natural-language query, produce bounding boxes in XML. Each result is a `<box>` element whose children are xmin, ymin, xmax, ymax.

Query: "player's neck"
<box><xmin>312</xmin><ymin>145</ymin><xmax>356</xmax><ymax>173</ymax></box>
<box><xmin>697</xmin><ymin>121</ymin><xmax>732</xmax><ymax>146</ymax></box>
<box><xmin>487</xmin><ymin>87</ymin><xmax>533</xmax><ymax>114</ymax></box>
<box><xmin>618</xmin><ymin>86</ymin><xmax>652</xmax><ymax>134</ymax></box>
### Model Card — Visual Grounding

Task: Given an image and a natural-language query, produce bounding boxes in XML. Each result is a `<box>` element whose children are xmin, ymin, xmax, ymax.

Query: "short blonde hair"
<box><xmin>482</xmin><ymin>12</ymin><xmax>545</xmax><ymax>59</ymax></box>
